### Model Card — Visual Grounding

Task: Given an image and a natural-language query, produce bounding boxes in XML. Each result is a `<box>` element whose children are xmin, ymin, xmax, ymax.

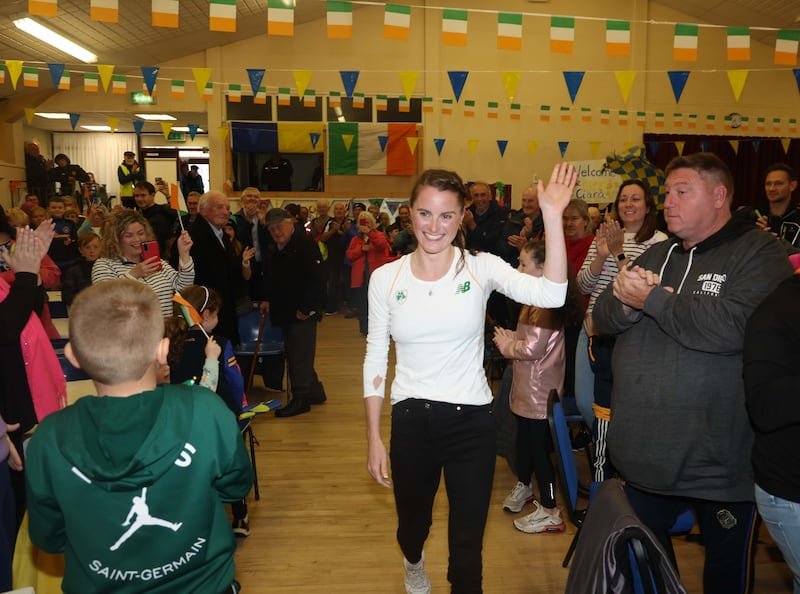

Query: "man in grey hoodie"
<box><xmin>593</xmin><ymin>153</ymin><xmax>792</xmax><ymax>594</ymax></box>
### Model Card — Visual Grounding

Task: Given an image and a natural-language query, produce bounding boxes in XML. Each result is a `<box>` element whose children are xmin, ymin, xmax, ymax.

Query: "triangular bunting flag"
<box><xmin>647</xmin><ymin>142</ymin><xmax>660</xmax><ymax>158</ymax></box>
<box><xmin>614</xmin><ymin>70</ymin><xmax>636</xmax><ymax>103</ymax></box>
<box><xmin>406</xmin><ymin>137</ymin><xmax>418</xmax><ymax>154</ymax></box>
<box><xmin>24</xmin><ymin>108</ymin><xmax>35</xmax><ymax>124</ymax></box>
<box><xmin>341</xmin><ymin>134</ymin><xmax>355</xmax><ymax>152</ymax></box>
<box><xmin>340</xmin><ymin>70</ymin><xmax>359</xmax><ymax>97</ymax></box>
<box><xmin>378</xmin><ymin>135</ymin><xmax>389</xmax><ymax>152</ymax></box>
<box><xmin>310</xmin><ymin>132</ymin><xmax>320</xmax><ymax>149</ymax></box>
<box><xmin>160</xmin><ymin>122</ymin><xmax>173</xmax><ymax>139</ymax></box>
<box><xmin>47</xmin><ymin>63</ymin><xmax>65</xmax><ymax>89</ymax></box>
<box><xmin>558</xmin><ymin>141</ymin><xmax>569</xmax><ymax>158</ymax></box>
<box><xmin>667</xmin><ymin>71</ymin><xmax>690</xmax><ymax>103</ymax></box>
<box><xmin>5</xmin><ymin>60</ymin><xmax>22</xmax><ymax>90</ymax></box>
<box><xmin>782</xmin><ymin>138</ymin><xmax>792</xmax><ymax>154</ymax></box>
<box><xmin>433</xmin><ymin>138</ymin><xmax>446</xmax><ymax>155</ymax></box>
<box><xmin>293</xmin><ymin>69</ymin><xmax>313</xmax><ymax>99</ymax></box>
<box><xmin>69</xmin><ymin>113</ymin><xmax>80</xmax><ymax>130</ymax></box>
<box><xmin>729</xmin><ymin>139</ymin><xmax>739</xmax><ymax>154</ymax></box>
<box><xmin>141</xmin><ymin>66</ymin><xmax>159</xmax><ymax>95</ymax></box>
<box><xmin>700</xmin><ymin>140</ymin><xmax>710</xmax><ymax>152</ymax></box>
<box><xmin>246</xmin><ymin>68</ymin><xmax>265</xmax><ymax>97</ymax></box>
<box><xmin>399</xmin><ymin>71</ymin><xmax>419</xmax><ymax>100</ymax></box>
<box><xmin>132</xmin><ymin>120</ymin><xmax>145</xmax><ymax>135</ymax></box>
<box><xmin>192</xmin><ymin>68</ymin><xmax>211</xmax><ymax>98</ymax></box>
<box><xmin>675</xmin><ymin>141</ymin><xmax>685</xmax><ymax>155</ymax></box>
<box><xmin>562</xmin><ymin>71</ymin><xmax>585</xmax><ymax>104</ymax></box>
<box><xmin>97</xmin><ymin>64</ymin><xmax>114</xmax><ymax>92</ymax></box>
<box><xmin>467</xmin><ymin>139</ymin><xmax>479</xmax><ymax>154</ymax></box>
<box><xmin>218</xmin><ymin>125</ymin><xmax>229</xmax><ymax>142</ymax></box>
<box><xmin>751</xmin><ymin>140</ymin><xmax>760</xmax><ymax>153</ymax></box>
<box><xmin>500</xmin><ymin>71</ymin><xmax>520</xmax><ymax>102</ymax></box>
<box><xmin>727</xmin><ymin>69</ymin><xmax>749</xmax><ymax>102</ymax></box>
<box><xmin>107</xmin><ymin>116</ymin><xmax>119</xmax><ymax>132</ymax></box>
<box><xmin>448</xmin><ymin>71</ymin><xmax>468</xmax><ymax>102</ymax></box>
<box><xmin>187</xmin><ymin>124</ymin><xmax>199</xmax><ymax>140</ymax></box>
<box><xmin>496</xmin><ymin>140</ymin><xmax>508</xmax><ymax>157</ymax></box>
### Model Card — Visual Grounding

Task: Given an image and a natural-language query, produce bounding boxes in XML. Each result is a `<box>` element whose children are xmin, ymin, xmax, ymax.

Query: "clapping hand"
<box><xmin>1</xmin><ymin>224</ymin><xmax>52</xmax><ymax>275</ymax></box>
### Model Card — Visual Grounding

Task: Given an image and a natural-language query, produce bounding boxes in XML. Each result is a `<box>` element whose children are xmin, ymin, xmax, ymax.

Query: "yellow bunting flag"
<box><xmin>675</xmin><ymin>141</ymin><xmax>685</xmax><ymax>155</ymax></box>
<box><xmin>406</xmin><ymin>137</ymin><xmax>419</xmax><ymax>154</ymax></box>
<box><xmin>293</xmin><ymin>70</ymin><xmax>312</xmax><ymax>99</ymax></box>
<box><xmin>341</xmin><ymin>134</ymin><xmax>354</xmax><ymax>152</ymax></box>
<box><xmin>729</xmin><ymin>139</ymin><xmax>739</xmax><ymax>154</ymax></box>
<box><xmin>527</xmin><ymin>141</ymin><xmax>538</xmax><ymax>157</ymax></box>
<box><xmin>218</xmin><ymin>125</ymin><xmax>230</xmax><ymax>142</ymax></box>
<box><xmin>29</xmin><ymin>0</ymin><xmax>57</xmax><ymax>17</ymax></box>
<box><xmin>614</xmin><ymin>71</ymin><xmax>636</xmax><ymax>103</ymax></box>
<box><xmin>193</xmin><ymin>68</ymin><xmax>211</xmax><ymax>99</ymax></box>
<box><xmin>727</xmin><ymin>69</ymin><xmax>749</xmax><ymax>102</ymax></box>
<box><xmin>500</xmin><ymin>71</ymin><xmax>521</xmax><ymax>102</ymax></box>
<box><xmin>24</xmin><ymin>108</ymin><xmax>35</xmax><ymax>124</ymax></box>
<box><xmin>152</xmin><ymin>0</ymin><xmax>179</xmax><ymax>28</ymax></box>
<box><xmin>97</xmin><ymin>64</ymin><xmax>114</xmax><ymax>92</ymax></box>
<box><xmin>467</xmin><ymin>139</ymin><xmax>479</xmax><ymax>154</ymax></box>
<box><xmin>91</xmin><ymin>0</ymin><xmax>119</xmax><ymax>23</ymax></box>
<box><xmin>782</xmin><ymin>138</ymin><xmax>792</xmax><ymax>154</ymax></box>
<box><xmin>399</xmin><ymin>71</ymin><xmax>419</xmax><ymax>101</ymax></box>
<box><xmin>5</xmin><ymin>60</ymin><xmax>23</xmax><ymax>90</ymax></box>
<box><xmin>108</xmin><ymin>116</ymin><xmax>119</xmax><ymax>132</ymax></box>
<box><xmin>160</xmin><ymin>122</ymin><xmax>172</xmax><ymax>140</ymax></box>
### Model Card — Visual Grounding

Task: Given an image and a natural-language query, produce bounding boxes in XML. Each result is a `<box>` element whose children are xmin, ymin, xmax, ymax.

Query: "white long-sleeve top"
<box><xmin>363</xmin><ymin>249</ymin><xmax>567</xmax><ymax>406</ymax></box>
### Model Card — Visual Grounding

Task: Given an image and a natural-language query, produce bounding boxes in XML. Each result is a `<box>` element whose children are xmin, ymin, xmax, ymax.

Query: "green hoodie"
<box><xmin>26</xmin><ymin>384</ymin><xmax>253</xmax><ymax>594</ymax></box>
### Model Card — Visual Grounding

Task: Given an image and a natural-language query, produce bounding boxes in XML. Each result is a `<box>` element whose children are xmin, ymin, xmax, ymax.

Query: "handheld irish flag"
<box><xmin>169</xmin><ymin>183</ymin><xmax>188</xmax><ymax>230</ymax></box>
<box><xmin>172</xmin><ymin>292</ymin><xmax>209</xmax><ymax>338</ymax></box>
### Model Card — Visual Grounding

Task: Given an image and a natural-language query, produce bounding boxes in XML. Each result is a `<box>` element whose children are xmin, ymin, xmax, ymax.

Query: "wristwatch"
<box><xmin>616</xmin><ymin>252</ymin><xmax>626</xmax><ymax>262</ymax></box>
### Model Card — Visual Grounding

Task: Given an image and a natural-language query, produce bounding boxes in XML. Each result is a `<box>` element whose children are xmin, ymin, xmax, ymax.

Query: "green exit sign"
<box><xmin>130</xmin><ymin>91</ymin><xmax>156</xmax><ymax>105</ymax></box>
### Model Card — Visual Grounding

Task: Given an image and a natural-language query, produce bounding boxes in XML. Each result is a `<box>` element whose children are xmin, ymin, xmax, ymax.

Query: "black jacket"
<box><xmin>60</xmin><ymin>258</ymin><xmax>94</xmax><ymax>306</ymax></box>
<box><xmin>264</xmin><ymin>229</ymin><xmax>324</xmax><ymax>326</ymax></box>
<box><xmin>140</xmin><ymin>203</ymin><xmax>178</xmax><ymax>254</ymax></box>
<box><xmin>188</xmin><ymin>217</ymin><xmax>244</xmax><ymax>344</ymax></box>
<box><xmin>465</xmin><ymin>201</ymin><xmax>508</xmax><ymax>254</ymax></box>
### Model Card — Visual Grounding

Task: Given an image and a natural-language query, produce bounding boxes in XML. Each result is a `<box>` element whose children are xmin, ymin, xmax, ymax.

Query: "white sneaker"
<box><xmin>513</xmin><ymin>502</ymin><xmax>566</xmax><ymax>534</ymax></box>
<box><xmin>404</xmin><ymin>554</ymin><xmax>432</xmax><ymax>594</ymax></box>
<box><xmin>503</xmin><ymin>481</ymin><xmax>534</xmax><ymax>513</ymax></box>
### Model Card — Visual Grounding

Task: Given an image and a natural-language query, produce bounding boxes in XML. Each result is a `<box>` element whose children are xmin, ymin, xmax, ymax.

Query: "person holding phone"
<box><xmin>92</xmin><ymin>210</ymin><xmax>194</xmax><ymax>317</ymax></box>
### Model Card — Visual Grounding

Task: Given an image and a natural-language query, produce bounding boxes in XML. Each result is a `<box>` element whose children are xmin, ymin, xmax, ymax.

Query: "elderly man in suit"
<box><xmin>188</xmin><ymin>191</ymin><xmax>247</xmax><ymax>344</ymax></box>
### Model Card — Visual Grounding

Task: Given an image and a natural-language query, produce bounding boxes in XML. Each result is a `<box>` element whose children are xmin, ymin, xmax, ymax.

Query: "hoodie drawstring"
<box><xmin>658</xmin><ymin>243</ymin><xmax>696</xmax><ymax>294</ymax></box>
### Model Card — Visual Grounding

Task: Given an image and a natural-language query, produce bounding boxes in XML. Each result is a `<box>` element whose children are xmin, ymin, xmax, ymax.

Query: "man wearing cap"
<box><xmin>183</xmin><ymin>165</ymin><xmax>205</xmax><ymax>197</ymax></box>
<box><xmin>117</xmin><ymin>151</ymin><xmax>146</xmax><ymax>209</ymax></box>
<box><xmin>262</xmin><ymin>208</ymin><xmax>326</xmax><ymax>418</ymax></box>
<box><xmin>233</xmin><ymin>187</ymin><xmax>270</xmax><ymax>300</ymax></box>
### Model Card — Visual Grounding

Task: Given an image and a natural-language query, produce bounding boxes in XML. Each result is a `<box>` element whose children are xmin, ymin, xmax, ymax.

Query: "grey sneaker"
<box><xmin>513</xmin><ymin>502</ymin><xmax>566</xmax><ymax>534</ymax></box>
<box><xmin>404</xmin><ymin>554</ymin><xmax>432</xmax><ymax>594</ymax></box>
<box><xmin>503</xmin><ymin>481</ymin><xmax>534</xmax><ymax>513</ymax></box>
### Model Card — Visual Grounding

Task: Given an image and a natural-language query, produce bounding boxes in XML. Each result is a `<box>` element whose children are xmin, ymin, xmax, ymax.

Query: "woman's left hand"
<box><xmin>242</xmin><ymin>246</ymin><xmax>256</xmax><ymax>263</ymax></box>
<box><xmin>538</xmin><ymin>162</ymin><xmax>578</xmax><ymax>218</ymax></box>
<box><xmin>177</xmin><ymin>230</ymin><xmax>193</xmax><ymax>258</ymax></box>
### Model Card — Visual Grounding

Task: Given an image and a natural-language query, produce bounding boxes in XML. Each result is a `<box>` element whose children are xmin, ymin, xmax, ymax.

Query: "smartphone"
<box><xmin>155</xmin><ymin>177</ymin><xmax>165</xmax><ymax>185</ymax></box>
<box><xmin>141</xmin><ymin>240</ymin><xmax>162</xmax><ymax>271</ymax></box>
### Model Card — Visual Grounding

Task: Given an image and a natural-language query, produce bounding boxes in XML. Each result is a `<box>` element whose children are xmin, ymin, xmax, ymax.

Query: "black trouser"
<box><xmin>282</xmin><ymin>318</ymin><xmax>320</xmax><ymax>402</ymax></box>
<box><xmin>353</xmin><ymin>284</ymin><xmax>368</xmax><ymax>335</ymax></box>
<box><xmin>0</xmin><ymin>460</ymin><xmax>14</xmax><ymax>591</ymax></box>
<box><xmin>326</xmin><ymin>254</ymin><xmax>346</xmax><ymax>313</ymax></box>
<box><xmin>588</xmin><ymin>334</ymin><xmax>616</xmax><ymax>482</ymax></box>
<box><xmin>390</xmin><ymin>399</ymin><xmax>495</xmax><ymax>594</ymax></box>
<box><xmin>514</xmin><ymin>415</ymin><xmax>557</xmax><ymax>509</ymax></box>
<box><xmin>625</xmin><ymin>485</ymin><xmax>760</xmax><ymax>594</ymax></box>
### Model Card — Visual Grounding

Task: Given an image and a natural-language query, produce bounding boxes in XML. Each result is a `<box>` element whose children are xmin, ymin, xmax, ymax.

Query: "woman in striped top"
<box><xmin>92</xmin><ymin>210</ymin><xmax>194</xmax><ymax>317</ymax></box>
<box><xmin>575</xmin><ymin>180</ymin><xmax>667</xmax><ymax>483</ymax></box>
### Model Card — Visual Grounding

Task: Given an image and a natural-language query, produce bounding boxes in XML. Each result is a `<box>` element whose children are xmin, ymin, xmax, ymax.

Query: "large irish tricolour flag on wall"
<box><xmin>328</xmin><ymin>123</ymin><xmax>418</xmax><ymax>176</ymax></box>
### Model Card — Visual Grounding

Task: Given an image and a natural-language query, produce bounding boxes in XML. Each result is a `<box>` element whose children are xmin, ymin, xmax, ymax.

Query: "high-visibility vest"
<box><xmin>119</xmin><ymin>163</ymin><xmax>134</xmax><ymax>197</ymax></box>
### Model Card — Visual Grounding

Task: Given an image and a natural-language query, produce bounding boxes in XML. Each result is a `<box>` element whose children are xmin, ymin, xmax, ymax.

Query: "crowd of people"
<box><xmin>1</xmin><ymin>150</ymin><xmax>800</xmax><ymax>593</ymax></box>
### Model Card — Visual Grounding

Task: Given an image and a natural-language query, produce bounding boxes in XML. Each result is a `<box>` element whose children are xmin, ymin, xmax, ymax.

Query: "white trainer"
<box><xmin>503</xmin><ymin>481</ymin><xmax>534</xmax><ymax>513</ymax></box>
<box><xmin>513</xmin><ymin>501</ymin><xmax>566</xmax><ymax>534</ymax></box>
<box><xmin>404</xmin><ymin>553</ymin><xmax>432</xmax><ymax>594</ymax></box>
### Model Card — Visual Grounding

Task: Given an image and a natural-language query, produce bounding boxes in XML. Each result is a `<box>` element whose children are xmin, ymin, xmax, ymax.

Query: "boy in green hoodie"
<box><xmin>25</xmin><ymin>279</ymin><xmax>253</xmax><ymax>594</ymax></box>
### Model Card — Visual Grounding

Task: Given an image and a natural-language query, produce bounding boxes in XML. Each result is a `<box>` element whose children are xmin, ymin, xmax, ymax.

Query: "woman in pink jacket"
<box><xmin>493</xmin><ymin>240</ymin><xmax>583</xmax><ymax>534</ymax></box>
<box><xmin>346</xmin><ymin>211</ymin><xmax>391</xmax><ymax>336</ymax></box>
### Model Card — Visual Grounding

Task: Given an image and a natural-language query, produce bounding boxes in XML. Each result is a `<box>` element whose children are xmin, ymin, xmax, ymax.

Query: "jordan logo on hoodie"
<box><xmin>109</xmin><ymin>487</ymin><xmax>182</xmax><ymax>551</ymax></box>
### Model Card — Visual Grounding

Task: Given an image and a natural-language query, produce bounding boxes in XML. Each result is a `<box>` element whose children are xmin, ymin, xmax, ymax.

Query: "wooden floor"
<box><xmin>235</xmin><ymin>314</ymin><xmax>793</xmax><ymax>593</ymax></box>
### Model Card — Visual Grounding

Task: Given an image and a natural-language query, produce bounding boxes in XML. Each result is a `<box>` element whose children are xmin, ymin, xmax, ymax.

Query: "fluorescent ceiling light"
<box><xmin>14</xmin><ymin>18</ymin><xmax>97</xmax><ymax>64</ymax></box>
<box><xmin>81</xmin><ymin>125</ymin><xmax>114</xmax><ymax>131</ymax></box>
<box><xmin>172</xmin><ymin>126</ymin><xmax>204</xmax><ymax>132</ymax></box>
<box><xmin>135</xmin><ymin>114</ymin><xmax>177</xmax><ymax>121</ymax></box>
<box><xmin>35</xmin><ymin>112</ymin><xmax>71</xmax><ymax>119</ymax></box>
